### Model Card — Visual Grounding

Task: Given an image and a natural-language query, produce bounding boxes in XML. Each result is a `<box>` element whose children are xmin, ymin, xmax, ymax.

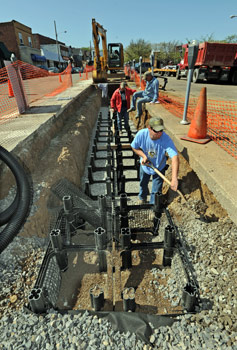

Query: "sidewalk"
<box><xmin>0</xmin><ymin>79</ymin><xmax>92</xmax><ymax>152</ymax></box>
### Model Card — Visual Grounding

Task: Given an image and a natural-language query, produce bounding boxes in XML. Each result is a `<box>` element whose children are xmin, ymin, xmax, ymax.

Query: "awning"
<box><xmin>31</xmin><ymin>54</ymin><xmax>46</xmax><ymax>62</ymax></box>
<box><xmin>0</xmin><ymin>42</ymin><xmax>11</xmax><ymax>60</ymax></box>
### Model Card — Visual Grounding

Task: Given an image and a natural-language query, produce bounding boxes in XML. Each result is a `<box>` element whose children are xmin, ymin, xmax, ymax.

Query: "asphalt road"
<box><xmin>159</xmin><ymin>76</ymin><xmax>237</xmax><ymax>102</ymax></box>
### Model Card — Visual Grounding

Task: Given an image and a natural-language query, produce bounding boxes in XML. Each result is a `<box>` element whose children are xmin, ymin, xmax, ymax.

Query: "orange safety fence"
<box><xmin>126</xmin><ymin>67</ymin><xmax>237</xmax><ymax>159</ymax></box>
<box><xmin>0</xmin><ymin>61</ymin><xmax>92</xmax><ymax>124</ymax></box>
<box><xmin>46</xmin><ymin>64</ymin><xmax>72</xmax><ymax>97</ymax></box>
<box><xmin>159</xmin><ymin>92</ymin><xmax>237</xmax><ymax>159</ymax></box>
<box><xmin>82</xmin><ymin>65</ymin><xmax>94</xmax><ymax>80</ymax></box>
<box><xmin>69</xmin><ymin>65</ymin><xmax>93</xmax><ymax>83</ymax></box>
<box><xmin>126</xmin><ymin>68</ymin><xmax>146</xmax><ymax>89</ymax></box>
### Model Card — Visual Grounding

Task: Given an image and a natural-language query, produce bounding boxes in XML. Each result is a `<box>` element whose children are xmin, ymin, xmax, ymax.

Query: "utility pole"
<box><xmin>54</xmin><ymin>20</ymin><xmax>60</xmax><ymax>66</ymax></box>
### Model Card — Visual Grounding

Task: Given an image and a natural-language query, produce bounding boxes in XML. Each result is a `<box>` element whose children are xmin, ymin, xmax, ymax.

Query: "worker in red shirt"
<box><xmin>110</xmin><ymin>82</ymin><xmax>136</xmax><ymax>134</ymax></box>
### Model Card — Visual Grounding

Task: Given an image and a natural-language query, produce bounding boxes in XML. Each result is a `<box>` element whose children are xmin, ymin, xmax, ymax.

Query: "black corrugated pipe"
<box><xmin>0</xmin><ymin>191</ymin><xmax>19</xmax><ymax>225</ymax></box>
<box><xmin>0</xmin><ymin>146</ymin><xmax>31</xmax><ymax>253</ymax></box>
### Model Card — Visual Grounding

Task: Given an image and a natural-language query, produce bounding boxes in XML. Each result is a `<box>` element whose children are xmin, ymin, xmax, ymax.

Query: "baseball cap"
<box><xmin>143</xmin><ymin>71</ymin><xmax>152</xmax><ymax>79</ymax></box>
<box><xmin>120</xmin><ymin>82</ymin><xmax>127</xmax><ymax>88</ymax></box>
<box><xmin>149</xmin><ymin>117</ymin><xmax>164</xmax><ymax>132</ymax></box>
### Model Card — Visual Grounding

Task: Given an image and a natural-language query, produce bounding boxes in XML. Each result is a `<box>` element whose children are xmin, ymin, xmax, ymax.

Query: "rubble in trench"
<box><xmin>0</xmin><ymin>101</ymin><xmax>236</xmax><ymax>345</ymax></box>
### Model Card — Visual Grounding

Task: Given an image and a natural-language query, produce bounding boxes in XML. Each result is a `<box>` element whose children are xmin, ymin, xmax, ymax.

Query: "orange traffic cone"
<box><xmin>181</xmin><ymin>87</ymin><xmax>211</xmax><ymax>144</ymax></box>
<box><xmin>8</xmin><ymin>80</ymin><xmax>14</xmax><ymax>98</ymax></box>
<box><xmin>59</xmin><ymin>74</ymin><xmax>62</xmax><ymax>83</ymax></box>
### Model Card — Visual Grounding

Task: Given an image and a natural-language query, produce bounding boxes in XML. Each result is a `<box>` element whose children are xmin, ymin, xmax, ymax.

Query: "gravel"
<box><xmin>1</xmin><ymin>195</ymin><xmax>236</xmax><ymax>350</ymax></box>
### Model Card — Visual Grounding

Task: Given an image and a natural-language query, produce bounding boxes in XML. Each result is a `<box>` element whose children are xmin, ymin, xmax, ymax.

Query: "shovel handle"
<box><xmin>145</xmin><ymin>162</ymin><xmax>186</xmax><ymax>201</ymax></box>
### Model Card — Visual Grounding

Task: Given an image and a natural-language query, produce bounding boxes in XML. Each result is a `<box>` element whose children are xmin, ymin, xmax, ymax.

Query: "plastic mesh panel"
<box><xmin>128</xmin><ymin>209</ymin><xmax>154</xmax><ymax>229</ymax></box>
<box><xmin>42</xmin><ymin>256</ymin><xmax>61</xmax><ymax>307</ymax></box>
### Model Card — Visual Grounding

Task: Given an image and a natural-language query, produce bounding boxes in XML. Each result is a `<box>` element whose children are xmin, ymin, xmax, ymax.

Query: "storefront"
<box><xmin>31</xmin><ymin>54</ymin><xmax>46</xmax><ymax>65</ymax></box>
<box><xmin>41</xmin><ymin>47</ymin><xmax>65</xmax><ymax>70</ymax></box>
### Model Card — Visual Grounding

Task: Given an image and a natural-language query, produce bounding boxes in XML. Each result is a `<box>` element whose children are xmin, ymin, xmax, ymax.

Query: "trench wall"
<box><xmin>0</xmin><ymin>85</ymin><xmax>102</xmax><ymax>237</ymax></box>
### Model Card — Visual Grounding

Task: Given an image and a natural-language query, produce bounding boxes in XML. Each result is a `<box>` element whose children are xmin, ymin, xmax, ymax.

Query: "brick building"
<box><xmin>0</xmin><ymin>20</ymin><xmax>45</xmax><ymax>65</ymax></box>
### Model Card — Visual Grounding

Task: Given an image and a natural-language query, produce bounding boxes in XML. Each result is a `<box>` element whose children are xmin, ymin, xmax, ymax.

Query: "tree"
<box><xmin>222</xmin><ymin>35</ymin><xmax>237</xmax><ymax>43</ymax></box>
<box><xmin>124</xmin><ymin>39</ymin><xmax>151</xmax><ymax>62</ymax></box>
<box><xmin>186</xmin><ymin>33</ymin><xmax>237</xmax><ymax>44</ymax></box>
<box><xmin>151</xmin><ymin>41</ymin><xmax>182</xmax><ymax>65</ymax></box>
<box><xmin>80</xmin><ymin>47</ymin><xmax>90</xmax><ymax>51</ymax></box>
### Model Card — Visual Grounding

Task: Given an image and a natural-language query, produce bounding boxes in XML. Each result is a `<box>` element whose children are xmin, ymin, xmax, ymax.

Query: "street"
<box><xmin>160</xmin><ymin>76</ymin><xmax>237</xmax><ymax>102</ymax></box>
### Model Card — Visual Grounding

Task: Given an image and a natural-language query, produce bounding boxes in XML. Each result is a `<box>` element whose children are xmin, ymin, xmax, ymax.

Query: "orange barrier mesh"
<box><xmin>128</xmin><ymin>68</ymin><xmax>146</xmax><ymax>90</ymax></box>
<box><xmin>141</xmin><ymin>79</ymin><xmax>146</xmax><ymax>90</ymax></box>
<box><xmin>159</xmin><ymin>92</ymin><xmax>237</xmax><ymax>159</ymax></box>
<box><xmin>46</xmin><ymin>64</ymin><xmax>73</xmax><ymax>97</ymax></box>
<box><xmin>0</xmin><ymin>65</ymin><xmax>18</xmax><ymax>121</ymax></box>
<box><xmin>134</xmin><ymin>71</ymin><xmax>140</xmax><ymax>87</ymax></box>
<box><xmin>0</xmin><ymin>61</ymin><xmax>91</xmax><ymax>124</ymax></box>
<box><xmin>82</xmin><ymin>65</ymin><xmax>93</xmax><ymax>80</ymax></box>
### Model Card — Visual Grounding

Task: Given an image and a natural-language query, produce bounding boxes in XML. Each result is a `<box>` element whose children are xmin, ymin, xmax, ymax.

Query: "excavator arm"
<box><xmin>92</xmin><ymin>18</ymin><xmax>108</xmax><ymax>82</ymax></box>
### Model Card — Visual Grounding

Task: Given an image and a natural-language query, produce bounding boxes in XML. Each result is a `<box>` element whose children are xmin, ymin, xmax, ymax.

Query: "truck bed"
<box><xmin>195</xmin><ymin>42</ymin><xmax>237</xmax><ymax>67</ymax></box>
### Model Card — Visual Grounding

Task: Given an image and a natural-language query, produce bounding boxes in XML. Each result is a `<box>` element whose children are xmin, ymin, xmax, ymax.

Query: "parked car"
<box><xmin>135</xmin><ymin>62</ymin><xmax>151</xmax><ymax>74</ymax></box>
<box><xmin>48</xmin><ymin>67</ymin><xmax>59</xmax><ymax>73</ymax></box>
<box><xmin>71</xmin><ymin>67</ymin><xmax>82</xmax><ymax>74</ymax></box>
<box><xmin>38</xmin><ymin>65</ymin><xmax>49</xmax><ymax>71</ymax></box>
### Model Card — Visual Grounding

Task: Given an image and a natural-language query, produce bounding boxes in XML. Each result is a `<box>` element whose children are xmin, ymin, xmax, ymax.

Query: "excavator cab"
<box><xmin>108</xmin><ymin>43</ymin><xmax>124</xmax><ymax>72</ymax></box>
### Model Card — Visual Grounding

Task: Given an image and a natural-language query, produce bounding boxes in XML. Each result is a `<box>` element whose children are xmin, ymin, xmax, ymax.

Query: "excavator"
<box><xmin>92</xmin><ymin>18</ymin><xmax>124</xmax><ymax>83</ymax></box>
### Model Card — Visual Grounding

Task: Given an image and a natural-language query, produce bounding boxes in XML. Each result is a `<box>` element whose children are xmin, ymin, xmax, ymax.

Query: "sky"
<box><xmin>1</xmin><ymin>0</ymin><xmax>237</xmax><ymax>49</ymax></box>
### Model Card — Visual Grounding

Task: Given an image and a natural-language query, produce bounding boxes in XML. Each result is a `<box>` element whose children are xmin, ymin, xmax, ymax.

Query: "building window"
<box><xmin>28</xmin><ymin>36</ymin><xmax>32</xmax><ymax>47</ymax></box>
<box><xmin>18</xmin><ymin>32</ymin><xmax>23</xmax><ymax>45</ymax></box>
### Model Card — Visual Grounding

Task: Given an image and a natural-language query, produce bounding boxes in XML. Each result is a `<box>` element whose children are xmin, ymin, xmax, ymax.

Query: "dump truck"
<box><xmin>176</xmin><ymin>42</ymin><xmax>237</xmax><ymax>84</ymax></box>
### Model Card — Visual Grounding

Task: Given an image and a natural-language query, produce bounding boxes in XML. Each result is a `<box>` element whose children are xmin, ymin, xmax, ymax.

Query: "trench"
<box><xmin>0</xmin><ymin>84</ymin><xmax>229</xmax><ymax>320</ymax></box>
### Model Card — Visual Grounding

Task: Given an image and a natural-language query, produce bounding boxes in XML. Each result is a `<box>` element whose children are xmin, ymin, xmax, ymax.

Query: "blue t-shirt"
<box><xmin>131</xmin><ymin>129</ymin><xmax>178</xmax><ymax>175</ymax></box>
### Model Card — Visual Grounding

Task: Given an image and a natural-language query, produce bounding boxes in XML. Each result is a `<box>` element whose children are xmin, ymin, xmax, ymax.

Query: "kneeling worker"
<box><xmin>131</xmin><ymin>116</ymin><xmax>179</xmax><ymax>204</ymax></box>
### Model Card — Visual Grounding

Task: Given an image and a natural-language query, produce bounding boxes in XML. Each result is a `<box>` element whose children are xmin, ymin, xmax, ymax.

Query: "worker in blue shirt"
<box><xmin>131</xmin><ymin>116</ymin><xmax>179</xmax><ymax>204</ymax></box>
<box><xmin>127</xmin><ymin>71</ymin><xmax>159</xmax><ymax>119</ymax></box>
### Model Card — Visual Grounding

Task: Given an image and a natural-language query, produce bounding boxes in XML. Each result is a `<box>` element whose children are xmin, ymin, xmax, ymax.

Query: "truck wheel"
<box><xmin>193</xmin><ymin>69</ymin><xmax>200</xmax><ymax>83</ymax></box>
<box><xmin>176</xmin><ymin>67</ymin><xmax>181</xmax><ymax>80</ymax></box>
<box><xmin>232</xmin><ymin>71</ymin><xmax>237</xmax><ymax>85</ymax></box>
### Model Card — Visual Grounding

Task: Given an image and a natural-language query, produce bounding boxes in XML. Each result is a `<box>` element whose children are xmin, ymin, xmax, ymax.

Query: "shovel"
<box><xmin>144</xmin><ymin>160</ymin><xmax>186</xmax><ymax>202</ymax></box>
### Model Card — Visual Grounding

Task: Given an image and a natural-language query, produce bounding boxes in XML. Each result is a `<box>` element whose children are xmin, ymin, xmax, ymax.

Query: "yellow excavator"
<box><xmin>92</xmin><ymin>18</ymin><xmax>124</xmax><ymax>83</ymax></box>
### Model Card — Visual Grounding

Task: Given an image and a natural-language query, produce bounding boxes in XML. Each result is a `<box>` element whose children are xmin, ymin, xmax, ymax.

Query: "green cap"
<box><xmin>120</xmin><ymin>82</ymin><xmax>127</xmax><ymax>89</ymax></box>
<box><xmin>149</xmin><ymin>117</ymin><xmax>164</xmax><ymax>132</ymax></box>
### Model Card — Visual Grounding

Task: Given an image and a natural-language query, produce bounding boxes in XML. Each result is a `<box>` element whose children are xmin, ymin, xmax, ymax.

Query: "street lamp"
<box><xmin>230</xmin><ymin>15</ymin><xmax>237</xmax><ymax>18</ymax></box>
<box><xmin>54</xmin><ymin>20</ymin><xmax>67</xmax><ymax>67</ymax></box>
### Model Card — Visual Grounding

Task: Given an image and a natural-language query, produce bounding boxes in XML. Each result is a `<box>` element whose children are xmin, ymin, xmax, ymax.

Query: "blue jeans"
<box><xmin>117</xmin><ymin>107</ymin><xmax>129</xmax><ymax>130</ymax></box>
<box><xmin>130</xmin><ymin>91</ymin><xmax>152</xmax><ymax>116</ymax></box>
<box><xmin>138</xmin><ymin>165</ymin><xmax>165</xmax><ymax>204</ymax></box>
